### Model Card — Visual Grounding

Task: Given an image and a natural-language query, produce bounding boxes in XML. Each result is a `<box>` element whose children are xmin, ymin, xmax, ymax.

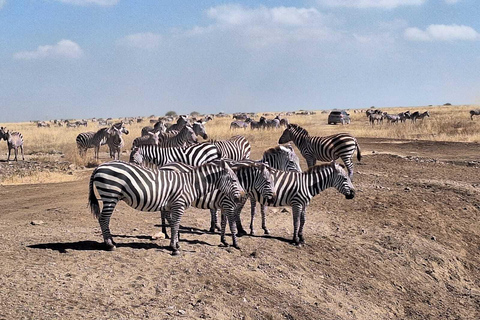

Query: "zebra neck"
<box><xmin>303</xmin><ymin>168</ymin><xmax>333</xmax><ymax>197</ymax></box>
<box><xmin>190</xmin><ymin>169</ymin><xmax>222</xmax><ymax>199</ymax></box>
<box><xmin>291</xmin><ymin>130</ymin><xmax>309</xmax><ymax>149</ymax></box>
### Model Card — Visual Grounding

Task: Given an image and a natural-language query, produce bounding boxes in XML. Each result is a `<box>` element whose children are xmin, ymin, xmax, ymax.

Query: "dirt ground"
<box><xmin>0</xmin><ymin>138</ymin><xmax>479</xmax><ymax>320</ymax></box>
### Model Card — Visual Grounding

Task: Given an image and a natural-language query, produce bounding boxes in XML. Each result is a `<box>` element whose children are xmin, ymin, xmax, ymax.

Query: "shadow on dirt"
<box><xmin>28</xmin><ymin>240</ymin><xmax>171</xmax><ymax>253</ymax></box>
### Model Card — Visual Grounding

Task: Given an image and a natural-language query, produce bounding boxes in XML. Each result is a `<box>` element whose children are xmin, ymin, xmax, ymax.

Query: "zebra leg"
<box><xmin>249</xmin><ymin>197</ymin><xmax>258</xmax><ymax>235</ymax></box>
<box><xmin>298</xmin><ymin>206</ymin><xmax>307</xmax><ymax>244</ymax></box>
<box><xmin>169</xmin><ymin>207</ymin><xmax>184</xmax><ymax>256</ymax></box>
<box><xmin>7</xmin><ymin>147</ymin><xmax>11</xmax><ymax>161</ymax></box>
<box><xmin>20</xmin><ymin>145</ymin><xmax>24</xmax><ymax>161</ymax></box>
<box><xmin>235</xmin><ymin>196</ymin><xmax>248</xmax><ymax>236</ymax></box>
<box><xmin>291</xmin><ymin>204</ymin><xmax>302</xmax><ymax>245</ymax></box>
<box><xmin>14</xmin><ymin>148</ymin><xmax>18</xmax><ymax>161</ymax></box>
<box><xmin>260</xmin><ymin>204</ymin><xmax>270</xmax><ymax>235</ymax></box>
<box><xmin>209</xmin><ymin>209</ymin><xmax>220</xmax><ymax>232</ymax></box>
<box><xmin>97</xmin><ymin>201</ymin><xmax>118</xmax><ymax>250</ymax></box>
<box><xmin>161</xmin><ymin>210</ymin><xmax>169</xmax><ymax>239</ymax></box>
<box><xmin>220</xmin><ymin>211</ymin><xmax>228</xmax><ymax>247</ymax></box>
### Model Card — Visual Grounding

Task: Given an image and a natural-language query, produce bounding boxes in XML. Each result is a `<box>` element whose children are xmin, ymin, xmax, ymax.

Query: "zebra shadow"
<box><xmin>245</xmin><ymin>233</ymin><xmax>294</xmax><ymax>244</ymax></box>
<box><xmin>153</xmin><ymin>224</ymin><xmax>216</xmax><ymax>236</ymax></box>
<box><xmin>28</xmin><ymin>240</ymin><xmax>172</xmax><ymax>253</ymax></box>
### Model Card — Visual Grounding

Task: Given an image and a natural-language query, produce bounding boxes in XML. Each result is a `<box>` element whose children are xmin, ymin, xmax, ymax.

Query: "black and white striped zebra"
<box><xmin>470</xmin><ymin>109</ymin><xmax>480</xmax><ymax>120</ymax></box>
<box><xmin>132</xmin><ymin>131</ymin><xmax>161</xmax><ymax>147</ymax></box>
<box><xmin>158</xmin><ymin>160</ymin><xmax>274</xmax><ymax>248</ymax></box>
<box><xmin>141</xmin><ymin>121</ymin><xmax>167</xmax><ymax>137</ymax></box>
<box><xmin>129</xmin><ymin>142</ymin><xmax>221</xmax><ymax>168</ymax></box>
<box><xmin>235</xmin><ymin>162</ymin><xmax>355</xmax><ymax>245</ymax></box>
<box><xmin>157</xmin><ymin>125</ymin><xmax>198</xmax><ymax>148</ymax></box>
<box><xmin>166</xmin><ymin>115</ymin><xmax>188</xmax><ymax>133</ymax></box>
<box><xmin>88</xmin><ymin>160</ymin><xmax>244</xmax><ymax>255</ymax></box>
<box><xmin>0</xmin><ymin>127</ymin><xmax>24</xmax><ymax>161</ymax></box>
<box><xmin>106</xmin><ymin>125</ymin><xmax>129</xmax><ymax>160</ymax></box>
<box><xmin>209</xmin><ymin>135</ymin><xmax>251</xmax><ymax>160</ymax></box>
<box><xmin>410</xmin><ymin>111</ymin><xmax>430</xmax><ymax>122</ymax></box>
<box><xmin>76</xmin><ymin>123</ymin><xmax>126</xmax><ymax>159</ymax></box>
<box><xmin>278</xmin><ymin>124</ymin><xmax>361</xmax><ymax>179</ymax></box>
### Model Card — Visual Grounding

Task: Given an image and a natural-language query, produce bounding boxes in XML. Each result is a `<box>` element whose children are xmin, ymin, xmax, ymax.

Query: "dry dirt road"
<box><xmin>0</xmin><ymin>138</ymin><xmax>479</xmax><ymax>320</ymax></box>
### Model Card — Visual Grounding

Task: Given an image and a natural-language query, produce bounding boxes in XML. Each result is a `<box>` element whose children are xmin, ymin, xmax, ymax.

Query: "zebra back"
<box><xmin>210</xmin><ymin>135</ymin><xmax>251</xmax><ymax>160</ymax></box>
<box><xmin>261</xmin><ymin>145</ymin><xmax>301</xmax><ymax>172</ymax></box>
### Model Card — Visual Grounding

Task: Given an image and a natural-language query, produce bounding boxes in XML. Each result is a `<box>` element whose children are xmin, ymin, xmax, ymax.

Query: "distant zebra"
<box><xmin>230</xmin><ymin>120</ymin><xmax>249</xmax><ymax>130</ymax></box>
<box><xmin>106</xmin><ymin>125</ymin><xmax>129</xmax><ymax>160</ymax></box>
<box><xmin>235</xmin><ymin>162</ymin><xmax>355</xmax><ymax>245</ymax></box>
<box><xmin>398</xmin><ymin>111</ymin><xmax>411</xmax><ymax>123</ymax></box>
<box><xmin>0</xmin><ymin>127</ymin><xmax>24</xmax><ymax>161</ymax></box>
<box><xmin>158</xmin><ymin>160</ymin><xmax>274</xmax><ymax>248</ymax></box>
<box><xmin>278</xmin><ymin>124</ymin><xmax>361</xmax><ymax>178</ymax></box>
<box><xmin>369</xmin><ymin>113</ymin><xmax>383</xmax><ymax>126</ymax></box>
<box><xmin>129</xmin><ymin>142</ymin><xmax>221</xmax><ymax>168</ymax></box>
<box><xmin>132</xmin><ymin>131</ymin><xmax>161</xmax><ymax>147</ymax></box>
<box><xmin>166</xmin><ymin>115</ymin><xmax>188</xmax><ymax>133</ymax></box>
<box><xmin>384</xmin><ymin>114</ymin><xmax>400</xmax><ymax>124</ymax></box>
<box><xmin>141</xmin><ymin>121</ymin><xmax>166</xmax><ymax>137</ymax></box>
<box><xmin>209</xmin><ymin>135</ymin><xmax>251</xmax><ymax>160</ymax></box>
<box><xmin>88</xmin><ymin>160</ymin><xmax>244</xmax><ymax>255</ymax></box>
<box><xmin>410</xmin><ymin>111</ymin><xmax>429</xmax><ymax>122</ymax></box>
<box><xmin>470</xmin><ymin>109</ymin><xmax>480</xmax><ymax>120</ymax></box>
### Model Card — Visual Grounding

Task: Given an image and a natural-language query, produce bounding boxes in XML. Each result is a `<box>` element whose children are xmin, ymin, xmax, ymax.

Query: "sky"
<box><xmin>0</xmin><ymin>0</ymin><xmax>479</xmax><ymax>122</ymax></box>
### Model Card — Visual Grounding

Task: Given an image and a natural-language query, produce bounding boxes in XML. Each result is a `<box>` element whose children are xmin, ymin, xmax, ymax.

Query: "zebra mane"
<box><xmin>288</xmin><ymin>124</ymin><xmax>309</xmax><ymax>136</ymax></box>
<box><xmin>305</xmin><ymin>162</ymin><xmax>345</xmax><ymax>174</ymax></box>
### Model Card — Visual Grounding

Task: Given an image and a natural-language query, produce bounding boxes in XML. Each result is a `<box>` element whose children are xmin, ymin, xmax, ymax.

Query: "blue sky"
<box><xmin>0</xmin><ymin>0</ymin><xmax>479</xmax><ymax>122</ymax></box>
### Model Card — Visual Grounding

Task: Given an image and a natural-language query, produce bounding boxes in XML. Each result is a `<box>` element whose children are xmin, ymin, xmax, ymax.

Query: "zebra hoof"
<box><xmin>237</xmin><ymin>229</ymin><xmax>247</xmax><ymax>237</ymax></box>
<box><xmin>209</xmin><ymin>227</ymin><xmax>216</xmax><ymax>233</ymax></box>
<box><xmin>105</xmin><ymin>239</ymin><xmax>116</xmax><ymax>251</ymax></box>
<box><xmin>263</xmin><ymin>229</ymin><xmax>270</xmax><ymax>235</ymax></box>
<box><xmin>219</xmin><ymin>242</ymin><xmax>229</xmax><ymax>248</ymax></box>
<box><xmin>171</xmin><ymin>250</ymin><xmax>180</xmax><ymax>256</ymax></box>
<box><xmin>233</xmin><ymin>244</ymin><xmax>241</xmax><ymax>250</ymax></box>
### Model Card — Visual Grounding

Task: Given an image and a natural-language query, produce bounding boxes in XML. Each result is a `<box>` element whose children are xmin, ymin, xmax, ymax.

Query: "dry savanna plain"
<box><xmin>0</xmin><ymin>105</ymin><xmax>479</xmax><ymax>320</ymax></box>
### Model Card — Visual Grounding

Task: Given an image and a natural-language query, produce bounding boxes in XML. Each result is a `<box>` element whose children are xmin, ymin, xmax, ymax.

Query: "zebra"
<box><xmin>166</xmin><ymin>115</ymin><xmax>188</xmax><ymax>133</ymax></box>
<box><xmin>208</xmin><ymin>135</ymin><xmax>251</xmax><ymax>160</ymax></box>
<box><xmin>470</xmin><ymin>109</ymin><xmax>480</xmax><ymax>120</ymax></box>
<box><xmin>278</xmin><ymin>124</ymin><xmax>361</xmax><ymax>179</ymax></box>
<box><xmin>0</xmin><ymin>127</ymin><xmax>24</xmax><ymax>161</ymax></box>
<box><xmin>410</xmin><ymin>111</ymin><xmax>429</xmax><ymax>122</ymax></box>
<box><xmin>384</xmin><ymin>114</ymin><xmax>400</xmax><ymax>124</ymax></box>
<box><xmin>106</xmin><ymin>125</ymin><xmax>129</xmax><ymax>160</ymax></box>
<box><xmin>158</xmin><ymin>160</ymin><xmax>275</xmax><ymax>249</ymax></box>
<box><xmin>88</xmin><ymin>160</ymin><xmax>244</xmax><ymax>255</ymax></box>
<box><xmin>132</xmin><ymin>131</ymin><xmax>161</xmax><ymax>147</ymax></box>
<box><xmin>232</xmin><ymin>144</ymin><xmax>302</xmax><ymax>236</ymax></box>
<box><xmin>230</xmin><ymin>120</ymin><xmax>249</xmax><ymax>130</ymax></box>
<box><xmin>369</xmin><ymin>113</ymin><xmax>384</xmax><ymax>126</ymax></box>
<box><xmin>235</xmin><ymin>162</ymin><xmax>355</xmax><ymax>245</ymax></box>
<box><xmin>129</xmin><ymin>142</ymin><xmax>221</xmax><ymax>168</ymax></box>
<box><xmin>157</xmin><ymin>124</ymin><xmax>198</xmax><ymax>148</ymax></box>
<box><xmin>141</xmin><ymin>121</ymin><xmax>166</xmax><ymax>137</ymax></box>
<box><xmin>398</xmin><ymin>111</ymin><xmax>411</xmax><ymax>123</ymax></box>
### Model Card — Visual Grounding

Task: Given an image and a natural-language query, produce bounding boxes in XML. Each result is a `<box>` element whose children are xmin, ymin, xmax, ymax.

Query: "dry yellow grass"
<box><xmin>0</xmin><ymin>104</ymin><xmax>479</xmax><ymax>167</ymax></box>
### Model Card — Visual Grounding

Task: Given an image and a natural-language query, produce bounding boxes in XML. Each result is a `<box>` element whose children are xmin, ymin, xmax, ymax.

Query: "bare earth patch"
<box><xmin>0</xmin><ymin>139</ymin><xmax>479</xmax><ymax>319</ymax></box>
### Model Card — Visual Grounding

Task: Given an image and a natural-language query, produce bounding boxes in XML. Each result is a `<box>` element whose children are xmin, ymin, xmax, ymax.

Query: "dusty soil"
<box><xmin>0</xmin><ymin>138</ymin><xmax>479</xmax><ymax>320</ymax></box>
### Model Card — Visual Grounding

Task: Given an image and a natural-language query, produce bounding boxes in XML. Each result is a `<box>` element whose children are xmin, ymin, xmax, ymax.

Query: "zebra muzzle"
<box><xmin>345</xmin><ymin>190</ymin><xmax>355</xmax><ymax>199</ymax></box>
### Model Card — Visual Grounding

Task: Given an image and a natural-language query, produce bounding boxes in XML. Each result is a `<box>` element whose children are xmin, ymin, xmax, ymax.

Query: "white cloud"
<box><xmin>13</xmin><ymin>40</ymin><xmax>84</xmax><ymax>60</ymax></box>
<box><xmin>0</xmin><ymin>0</ymin><xmax>5</xmax><ymax>10</ymax></box>
<box><xmin>187</xmin><ymin>5</ymin><xmax>338</xmax><ymax>47</ymax></box>
<box><xmin>54</xmin><ymin>0</ymin><xmax>118</xmax><ymax>6</ymax></box>
<box><xmin>404</xmin><ymin>24</ymin><xmax>480</xmax><ymax>41</ymax></box>
<box><xmin>117</xmin><ymin>33</ymin><xmax>162</xmax><ymax>50</ymax></box>
<box><xmin>317</xmin><ymin>0</ymin><xmax>426</xmax><ymax>9</ymax></box>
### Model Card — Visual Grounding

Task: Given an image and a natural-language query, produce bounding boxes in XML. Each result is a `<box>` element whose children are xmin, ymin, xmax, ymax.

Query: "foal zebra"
<box><xmin>235</xmin><ymin>162</ymin><xmax>355</xmax><ymax>245</ymax></box>
<box><xmin>278</xmin><ymin>124</ymin><xmax>361</xmax><ymax>178</ymax></box>
<box><xmin>0</xmin><ymin>127</ymin><xmax>24</xmax><ymax>161</ymax></box>
<box><xmin>470</xmin><ymin>109</ymin><xmax>480</xmax><ymax>120</ymax></box>
<box><xmin>129</xmin><ymin>142</ymin><xmax>220</xmax><ymax>168</ymax></box>
<box><xmin>158</xmin><ymin>160</ymin><xmax>274</xmax><ymax>248</ymax></box>
<box><xmin>88</xmin><ymin>160</ymin><xmax>244</xmax><ymax>255</ymax></box>
<box><xmin>209</xmin><ymin>135</ymin><xmax>251</xmax><ymax>160</ymax></box>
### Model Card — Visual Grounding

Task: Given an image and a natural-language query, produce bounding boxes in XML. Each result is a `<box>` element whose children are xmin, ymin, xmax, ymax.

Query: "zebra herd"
<box><xmin>88</xmin><ymin>122</ymin><xmax>359</xmax><ymax>255</ymax></box>
<box><xmin>367</xmin><ymin>110</ymin><xmax>430</xmax><ymax>125</ymax></box>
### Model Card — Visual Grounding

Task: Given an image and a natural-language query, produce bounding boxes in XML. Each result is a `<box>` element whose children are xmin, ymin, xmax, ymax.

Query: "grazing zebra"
<box><xmin>410</xmin><ymin>111</ymin><xmax>429</xmax><ymax>122</ymax></box>
<box><xmin>159</xmin><ymin>160</ymin><xmax>274</xmax><ymax>248</ymax></box>
<box><xmin>0</xmin><ymin>127</ymin><xmax>24</xmax><ymax>161</ymax></box>
<box><xmin>157</xmin><ymin>125</ymin><xmax>198</xmax><ymax>148</ymax></box>
<box><xmin>398</xmin><ymin>111</ymin><xmax>411</xmax><ymax>123</ymax></box>
<box><xmin>384</xmin><ymin>114</ymin><xmax>400</xmax><ymax>124</ymax></box>
<box><xmin>230</xmin><ymin>120</ymin><xmax>249</xmax><ymax>130</ymax></box>
<box><xmin>209</xmin><ymin>135</ymin><xmax>251</xmax><ymax>160</ymax></box>
<box><xmin>106</xmin><ymin>125</ymin><xmax>129</xmax><ymax>160</ymax></box>
<box><xmin>88</xmin><ymin>160</ymin><xmax>244</xmax><ymax>255</ymax></box>
<box><xmin>130</xmin><ymin>142</ymin><xmax>221</xmax><ymax>168</ymax></box>
<box><xmin>470</xmin><ymin>109</ymin><xmax>480</xmax><ymax>120</ymax></box>
<box><xmin>278</xmin><ymin>124</ymin><xmax>361</xmax><ymax>178</ymax></box>
<box><xmin>235</xmin><ymin>162</ymin><xmax>355</xmax><ymax>245</ymax></box>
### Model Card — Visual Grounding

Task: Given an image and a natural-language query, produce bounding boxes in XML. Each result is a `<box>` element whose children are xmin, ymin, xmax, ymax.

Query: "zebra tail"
<box><xmin>88</xmin><ymin>170</ymin><xmax>101</xmax><ymax>219</ymax></box>
<box><xmin>356</xmin><ymin>141</ymin><xmax>362</xmax><ymax>162</ymax></box>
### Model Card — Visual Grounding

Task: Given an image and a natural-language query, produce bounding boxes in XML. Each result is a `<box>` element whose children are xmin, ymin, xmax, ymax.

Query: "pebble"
<box><xmin>404</xmin><ymin>187</ymin><xmax>411</xmax><ymax>192</ymax></box>
<box><xmin>31</xmin><ymin>220</ymin><xmax>45</xmax><ymax>226</ymax></box>
<box><xmin>178</xmin><ymin>310</ymin><xmax>186</xmax><ymax>315</ymax></box>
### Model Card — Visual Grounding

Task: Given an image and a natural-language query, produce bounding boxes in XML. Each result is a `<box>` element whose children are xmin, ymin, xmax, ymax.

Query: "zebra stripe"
<box><xmin>158</xmin><ymin>160</ymin><xmax>274</xmax><ymax>248</ymax></box>
<box><xmin>157</xmin><ymin>125</ymin><xmax>197</xmax><ymax>148</ymax></box>
<box><xmin>76</xmin><ymin>128</ymin><xmax>109</xmax><ymax>159</ymax></box>
<box><xmin>278</xmin><ymin>124</ymin><xmax>361</xmax><ymax>178</ymax></box>
<box><xmin>88</xmin><ymin>160</ymin><xmax>244</xmax><ymax>255</ymax></box>
<box><xmin>0</xmin><ymin>127</ymin><xmax>24</xmax><ymax>161</ymax></box>
<box><xmin>236</xmin><ymin>162</ymin><xmax>355</xmax><ymax>245</ymax></box>
<box><xmin>129</xmin><ymin>142</ymin><xmax>221</xmax><ymax>168</ymax></box>
<box><xmin>209</xmin><ymin>135</ymin><xmax>251</xmax><ymax>160</ymax></box>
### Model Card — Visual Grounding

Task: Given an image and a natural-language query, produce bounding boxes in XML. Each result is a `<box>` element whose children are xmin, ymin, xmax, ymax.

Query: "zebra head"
<box><xmin>279</xmin><ymin>145</ymin><xmax>301</xmax><ymax>172</ymax></box>
<box><xmin>183</xmin><ymin>124</ymin><xmax>198</xmax><ymax>145</ymax></box>
<box><xmin>129</xmin><ymin>146</ymin><xmax>143</xmax><ymax>165</ymax></box>
<box><xmin>0</xmin><ymin>127</ymin><xmax>7</xmax><ymax>140</ymax></box>
<box><xmin>278</xmin><ymin>124</ymin><xmax>307</xmax><ymax>144</ymax></box>
<box><xmin>255</xmin><ymin>163</ymin><xmax>275</xmax><ymax>200</ymax></box>
<box><xmin>330</xmin><ymin>162</ymin><xmax>355</xmax><ymax>200</ymax></box>
<box><xmin>214</xmin><ymin>160</ymin><xmax>245</xmax><ymax>204</ymax></box>
<box><xmin>193</xmin><ymin>121</ymin><xmax>208</xmax><ymax>139</ymax></box>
